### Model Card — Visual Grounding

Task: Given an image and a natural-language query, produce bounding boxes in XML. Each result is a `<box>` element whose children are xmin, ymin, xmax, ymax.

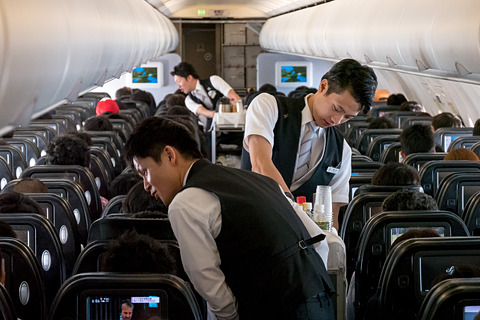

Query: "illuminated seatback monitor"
<box><xmin>275</xmin><ymin>61</ymin><xmax>313</xmax><ymax>88</ymax></box>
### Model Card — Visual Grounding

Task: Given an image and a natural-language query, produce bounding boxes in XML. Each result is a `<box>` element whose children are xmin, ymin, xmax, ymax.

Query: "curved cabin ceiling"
<box><xmin>145</xmin><ymin>0</ymin><xmax>325</xmax><ymax>18</ymax></box>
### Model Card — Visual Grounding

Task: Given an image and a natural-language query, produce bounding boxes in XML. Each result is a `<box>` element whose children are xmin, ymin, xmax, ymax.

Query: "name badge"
<box><xmin>326</xmin><ymin>162</ymin><xmax>341</xmax><ymax>174</ymax></box>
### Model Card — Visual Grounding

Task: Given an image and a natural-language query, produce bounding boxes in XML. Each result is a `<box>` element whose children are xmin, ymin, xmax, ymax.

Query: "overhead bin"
<box><xmin>260</xmin><ymin>0</ymin><xmax>480</xmax><ymax>77</ymax></box>
<box><xmin>0</xmin><ymin>0</ymin><xmax>178</xmax><ymax>136</ymax></box>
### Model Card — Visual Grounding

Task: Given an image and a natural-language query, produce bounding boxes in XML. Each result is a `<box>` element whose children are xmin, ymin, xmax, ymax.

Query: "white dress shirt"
<box><xmin>243</xmin><ymin>92</ymin><xmax>351</xmax><ymax>204</ymax></box>
<box><xmin>168</xmin><ymin>162</ymin><xmax>329</xmax><ymax>320</ymax></box>
<box><xmin>185</xmin><ymin>75</ymin><xmax>234</xmax><ymax>115</ymax></box>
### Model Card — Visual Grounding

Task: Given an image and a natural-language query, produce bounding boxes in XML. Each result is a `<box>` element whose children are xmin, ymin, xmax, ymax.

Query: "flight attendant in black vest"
<box><xmin>126</xmin><ymin>117</ymin><xmax>335</xmax><ymax>320</ymax></box>
<box><xmin>242</xmin><ymin>59</ymin><xmax>377</xmax><ymax>230</ymax></box>
<box><xmin>171</xmin><ymin>62</ymin><xmax>241</xmax><ymax>131</ymax></box>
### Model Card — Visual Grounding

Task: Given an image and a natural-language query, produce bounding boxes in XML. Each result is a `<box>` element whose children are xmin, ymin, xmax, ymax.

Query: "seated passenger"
<box><xmin>110</xmin><ymin>172</ymin><xmax>142</xmax><ymax>198</ymax></box>
<box><xmin>399</xmin><ymin>123</ymin><xmax>436</xmax><ymax>158</ymax></box>
<box><xmin>444</xmin><ymin>148</ymin><xmax>479</xmax><ymax>161</ymax></box>
<box><xmin>165</xmin><ymin>94</ymin><xmax>186</xmax><ymax>109</ymax></box>
<box><xmin>0</xmin><ymin>191</ymin><xmax>44</xmax><ymax>216</ymax></box>
<box><xmin>47</xmin><ymin>134</ymin><xmax>90</xmax><ymax>167</ymax></box>
<box><xmin>13</xmin><ymin>178</ymin><xmax>48</xmax><ymax>193</ymax></box>
<box><xmin>367</xmin><ymin>116</ymin><xmax>396</xmax><ymax>129</ymax></box>
<box><xmin>115</xmin><ymin>86</ymin><xmax>133</xmax><ymax>100</ymax></box>
<box><xmin>399</xmin><ymin>101</ymin><xmax>424</xmax><ymax>112</ymax></box>
<box><xmin>83</xmin><ymin>115</ymin><xmax>114</xmax><ymax>131</ymax></box>
<box><xmin>387</xmin><ymin>93</ymin><xmax>407</xmax><ymax>106</ymax></box>
<box><xmin>96</xmin><ymin>98</ymin><xmax>119</xmax><ymax>116</ymax></box>
<box><xmin>374</xmin><ymin>89</ymin><xmax>390</xmax><ymax>102</ymax></box>
<box><xmin>371</xmin><ymin>162</ymin><xmax>420</xmax><ymax>186</ymax></box>
<box><xmin>382</xmin><ymin>189</ymin><xmax>438</xmax><ymax>211</ymax></box>
<box><xmin>122</xmin><ymin>181</ymin><xmax>168</xmax><ymax>214</ymax></box>
<box><xmin>473</xmin><ymin>118</ymin><xmax>480</xmax><ymax>136</ymax></box>
<box><xmin>431</xmin><ymin>112</ymin><xmax>462</xmax><ymax>130</ymax></box>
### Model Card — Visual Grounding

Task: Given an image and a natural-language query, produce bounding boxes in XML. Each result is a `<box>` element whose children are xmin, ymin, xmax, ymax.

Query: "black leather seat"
<box><xmin>0</xmin><ymin>213</ymin><xmax>66</xmax><ymax>310</ymax></box>
<box><xmin>380</xmin><ymin>141</ymin><xmax>402</xmax><ymax>164</ymax></box>
<box><xmin>0</xmin><ymin>280</ymin><xmax>18</xmax><ymax>319</ymax></box>
<box><xmin>354</xmin><ymin>211</ymin><xmax>469</xmax><ymax>320</ymax></box>
<box><xmin>356</xmin><ymin>129</ymin><xmax>402</xmax><ymax>155</ymax></box>
<box><xmin>0</xmin><ymin>157</ymin><xmax>12</xmax><ymax>191</ymax></box>
<box><xmin>101</xmin><ymin>195</ymin><xmax>126</xmax><ymax>218</ymax></box>
<box><xmin>366</xmin><ymin>135</ymin><xmax>400</xmax><ymax>161</ymax></box>
<box><xmin>90</xmin><ymin>136</ymin><xmax>124</xmax><ymax>176</ymax></box>
<box><xmin>345</xmin><ymin>122</ymin><xmax>370</xmax><ymax>148</ymax></box>
<box><xmin>433</xmin><ymin>127</ymin><xmax>473</xmax><ymax>152</ymax></box>
<box><xmin>369</xmin><ymin>104</ymin><xmax>401</xmax><ymax>118</ymax></box>
<box><xmin>419</xmin><ymin>160</ymin><xmax>480</xmax><ymax>197</ymax></box>
<box><xmin>351</xmin><ymin>161</ymin><xmax>383</xmax><ymax>176</ymax></box>
<box><xmin>49</xmin><ymin>273</ymin><xmax>204</xmax><ymax>320</ymax></box>
<box><xmin>348</xmin><ymin>173</ymin><xmax>375</xmax><ymax>201</ymax></box>
<box><xmin>3</xmin><ymin>137</ymin><xmax>41</xmax><ymax>168</ymax></box>
<box><xmin>462</xmin><ymin>190</ymin><xmax>480</xmax><ymax>236</ymax></box>
<box><xmin>447</xmin><ymin>136</ymin><xmax>480</xmax><ymax>151</ymax></box>
<box><xmin>402</xmin><ymin>152</ymin><xmax>447</xmax><ymax>171</ymax></box>
<box><xmin>30</xmin><ymin>119</ymin><xmax>69</xmax><ymax>136</ymax></box>
<box><xmin>0</xmin><ymin>238</ymin><xmax>46</xmax><ymax>320</ymax></box>
<box><xmin>417</xmin><ymin>277</ymin><xmax>480</xmax><ymax>320</ymax></box>
<box><xmin>0</xmin><ymin>145</ymin><xmax>28</xmax><ymax>179</ymax></box>
<box><xmin>435</xmin><ymin>172</ymin><xmax>480</xmax><ymax>216</ymax></box>
<box><xmin>400</xmin><ymin>116</ymin><xmax>432</xmax><ymax>129</ymax></box>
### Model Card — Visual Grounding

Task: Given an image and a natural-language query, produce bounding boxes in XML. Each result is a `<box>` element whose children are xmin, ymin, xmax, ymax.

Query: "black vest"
<box><xmin>241</xmin><ymin>95</ymin><xmax>345</xmax><ymax>202</ymax></box>
<box><xmin>182</xmin><ymin>159</ymin><xmax>334</xmax><ymax>319</ymax></box>
<box><xmin>188</xmin><ymin>78</ymin><xmax>224</xmax><ymax>111</ymax></box>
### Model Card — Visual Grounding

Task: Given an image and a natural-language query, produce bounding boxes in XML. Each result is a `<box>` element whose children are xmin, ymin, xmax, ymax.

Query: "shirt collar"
<box><xmin>182</xmin><ymin>160</ymin><xmax>198</xmax><ymax>186</ymax></box>
<box><xmin>302</xmin><ymin>93</ymin><xmax>315</xmax><ymax>126</ymax></box>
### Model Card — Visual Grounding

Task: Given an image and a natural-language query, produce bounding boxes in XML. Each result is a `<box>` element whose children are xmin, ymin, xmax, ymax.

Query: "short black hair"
<box><xmin>170</xmin><ymin>62</ymin><xmax>199</xmax><ymax>79</ymax></box>
<box><xmin>382</xmin><ymin>189</ymin><xmax>438</xmax><ymax>211</ymax></box>
<box><xmin>474</xmin><ymin>119</ymin><xmax>480</xmax><ymax>136</ymax></box>
<box><xmin>122</xmin><ymin>181</ymin><xmax>168</xmax><ymax>214</ymax></box>
<box><xmin>115</xmin><ymin>87</ymin><xmax>133</xmax><ymax>100</ymax></box>
<box><xmin>387</xmin><ymin>93</ymin><xmax>407</xmax><ymax>106</ymax></box>
<box><xmin>13</xmin><ymin>178</ymin><xmax>48</xmax><ymax>194</ymax></box>
<box><xmin>0</xmin><ymin>219</ymin><xmax>16</xmax><ymax>238</ymax></box>
<box><xmin>322</xmin><ymin>59</ymin><xmax>377</xmax><ymax>114</ymax></box>
<box><xmin>0</xmin><ymin>191</ymin><xmax>44</xmax><ymax>215</ymax></box>
<box><xmin>47</xmin><ymin>134</ymin><xmax>91</xmax><ymax>167</ymax></box>
<box><xmin>110</xmin><ymin>172</ymin><xmax>142</xmax><ymax>197</ymax></box>
<box><xmin>258</xmin><ymin>83</ymin><xmax>277</xmax><ymax>93</ymax></box>
<box><xmin>121</xmin><ymin>299</ymin><xmax>134</xmax><ymax>309</ymax></box>
<box><xmin>166</xmin><ymin>94</ymin><xmax>186</xmax><ymax>109</ymax></box>
<box><xmin>372</xmin><ymin>162</ymin><xmax>420</xmax><ymax>186</ymax></box>
<box><xmin>399</xmin><ymin>124</ymin><xmax>435</xmax><ymax>155</ymax></box>
<box><xmin>431</xmin><ymin>112</ymin><xmax>462</xmax><ymax>130</ymax></box>
<box><xmin>83</xmin><ymin>116</ymin><xmax>113</xmax><ymax>131</ymax></box>
<box><xmin>399</xmin><ymin>101</ymin><xmax>422</xmax><ymax>112</ymax></box>
<box><xmin>367</xmin><ymin>116</ymin><xmax>396</xmax><ymax>129</ymax></box>
<box><xmin>125</xmin><ymin>117</ymin><xmax>201</xmax><ymax>166</ymax></box>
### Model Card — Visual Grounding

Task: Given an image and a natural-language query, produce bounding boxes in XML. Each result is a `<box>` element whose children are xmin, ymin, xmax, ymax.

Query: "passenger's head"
<box><xmin>399</xmin><ymin>124</ymin><xmax>435</xmax><ymax>156</ymax></box>
<box><xmin>372</xmin><ymin>162</ymin><xmax>420</xmax><ymax>186</ymax></box>
<box><xmin>387</xmin><ymin>93</ymin><xmax>407</xmax><ymax>106</ymax></box>
<box><xmin>473</xmin><ymin>119</ymin><xmax>480</xmax><ymax>136</ymax></box>
<box><xmin>367</xmin><ymin>116</ymin><xmax>396</xmax><ymax>129</ymax></box>
<box><xmin>115</xmin><ymin>87</ymin><xmax>133</xmax><ymax>100</ymax></box>
<box><xmin>399</xmin><ymin>101</ymin><xmax>423</xmax><ymax>112</ymax></box>
<box><xmin>83</xmin><ymin>116</ymin><xmax>113</xmax><ymax>131</ymax></box>
<box><xmin>391</xmin><ymin>228</ymin><xmax>440</xmax><ymax>248</ymax></box>
<box><xmin>444</xmin><ymin>148</ymin><xmax>479</xmax><ymax>161</ymax></box>
<box><xmin>96</xmin><ymin>98</ymin><xmax>119</xmax><ymax>116</ymax></box>
<box><xmin>165</xmin><ymin>94</ymin><xmax>186</xmax><ymax>109</ymax></box>
<box><xmin>319</xmin><ymin>59</ymin><xmax>377</xmax><ymax>115</ymax></box>
<box><xmin>0</xmin><ymin>191</ymin><xmax>44</xmax><ymax>215</ymax></box>
<box><xmin>125</xmin><ymin>117</ymin><xmax>201</xmax><ymax>205</ymax></box>
<box><xmin>122</xmin><ymin>181</ymin><xmax>168</xmax><ymax>214</ymax></box>
<box><xmin>0</xmin><ymin>220</ymin><xmax>16</xmax><ymax>238</ymax></box>
<box><xmin>71</xmin><ymin>131</ymin><xmax>93</xmax><ymax>146</ymax></box>
<box><xmin>120</xmin><ymin>299</ymin><xmax>133</xmax><ymax>320</ymax></box>
<box><xmin>373</xmin><ymin>89</ymin><xmax>390</xmax><ymax>102</ymax></box>
<box><xmin>170</xmin><ymin>62</ymin><xmax>199</xmax><ymax>94</ymax></box>
<box><xmin>258</xmin><ymin>83</ymin><xmax>277</xmax><ymax>93</ymax></box>
<box><xmin>13</xmin><ymin>178</ymin><xmax>48</xmax><ymax>194</ymax></box>
<box><xmin>431</xmin><ymin>112</ymin><xmax>462</xmax><ymax>131</ymax></box>
<box><xmin>47</xmin><ymin>134</ymin><xmax>91</xmax><ymax>167</ymax></box>
<box><xmin>110</xmin><ymin>172</ymin><xmax>143</xmax><ymax>197</ymax></box>
<box><xmin>382</xmin><ymin>190</ymin><xmax>438</xmax><ymax>211</ymax></box>
<box><xmin>165</xmin><ymin>105</ymin><xmax>191</xmax><ymax>116</ymax></box>
<box><xmin>101</xmin><ymin>230</ymin><xmax>180</xmax><ymax>276</ymax></box>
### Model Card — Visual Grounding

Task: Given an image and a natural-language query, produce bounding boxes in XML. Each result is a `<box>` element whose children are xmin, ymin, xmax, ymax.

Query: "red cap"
<box><xmin>296</xmin><ymin>196</ymin><xmax>306</xmax><ymax>203</ymax></box>
<box><xmin>96</xmin><ymin>98</ymin><xmax>119</xmax><ymax>116</ymax></box>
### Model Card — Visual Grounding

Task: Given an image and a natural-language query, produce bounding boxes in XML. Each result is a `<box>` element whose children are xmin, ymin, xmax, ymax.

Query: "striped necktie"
<box><xmin>293</xmin><ymin>122</ymin><xmax>317</xmax><ymax>183</ymax></box>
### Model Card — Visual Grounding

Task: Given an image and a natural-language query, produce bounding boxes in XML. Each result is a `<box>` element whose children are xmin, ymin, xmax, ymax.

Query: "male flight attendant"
<box><xmin>125</xmin><ymin>117</ymin><xmax>334</xmax><ymax>320</ymax></box>
<box><xmin>242</xmin><ymin>59</ymin><xmax>377</xmax><ymax>229</ymax></box>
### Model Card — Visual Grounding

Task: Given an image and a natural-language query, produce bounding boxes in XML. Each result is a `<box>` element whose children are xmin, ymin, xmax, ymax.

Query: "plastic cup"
<box><xmin>312</xmin><ymin>185</ymin><xmax>333</xmax><ymax>231</ymax></box>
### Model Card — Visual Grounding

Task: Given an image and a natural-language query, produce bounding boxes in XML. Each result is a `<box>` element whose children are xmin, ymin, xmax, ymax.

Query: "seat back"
<box><xmin>433</xmin><ymin>127</ymin><xmax>473</xmax><ymax>151</ymax></box>
<box><xmin>90</xmin><ymin>146</ymin><xmax>115</xmax><ymax>180</ymax></box>
<box><xmin>51</xmin><ymin>114</ymin><xmax>77</xmax><ymax>133</ymax></box>
<box><xmin>384</xmin><ymin>111</ymin><xmax>421</xmax><ymax>128</ymax></box>
<box><xmin>2</xmin><ymin>178</ymin><xmax>92</xmax><ymax>245</ymax></box>
<box><xmin>400</xmin><ymin>116</ymin><xmax>432</xmax><ymax>129</ymax></box>
<box><xmin>365</xmin><ymin>135</ymin><xmax>400</xmax><ymax>161</ymax></box>
<box><xmin>90</xmin><ymin>136</ymin><xmax>124</xmax><ymax>176</ymax></box>
<box><xmin>0</xmin><ymin>145</ymin><xmax>28</xmax><ymax>179</ymax></box>
<box><xmin>18</xmin><ymin>125</ymin><xmax>56</xmax><ymax>145</ymax></box>
<box><xmin>351</xmin><ymin>161</ymin><xmax>383</xmax><ymax>176</ymax></box>
<box><xmin>26</xmin><ymin>193</ymin><xmax>82</xmax><ymax>276</ymax></box>
<box><xmin>462</xmin><ymin>191</ymin><xmax>480</xmax><ymax>236</ymax></box>
<box><xmin>380</xmin><ymin>141</ymin><xmax>402</xmax><ymax>163</ymax></box>
<box><xmin>345</xmin><ymin>122</ymin><xmax>370</xmax><ymax>148</ymax></box>
<box><xmin>356</xmin><ymin>129</ymin><xmax>403</xmax><ymax>155</ymax></box>
<box><xmin>417</xmin><ymin>278</ymin><xmax>480</xmax><ymax>320</ymax></box>
<box><xmin>81</xmin><ymin>131</ymin><xmax>123</xmax><ymax>158</ymax></box>
<box><xmin>339</xmin><ymin>192</ymin><xmax>392</xmax><ymax>280</ymax></box>
<box><xmin>101</xmin><ymin>195</ymin><xmax>126</xmax><ymax>218</ymax></box>
<box><xmin>337</xmin><ymin>115</ymin><xmax>369</xmax><ymax>135</ymax></box>
<box><xmin>376</xmin><ymin>237</ymin><xmax>480</xmax><ymax>320</ymax></box>
<box><xmin>369</xmin><ymin>104</ymin><xmax>401</xmax><ymax>118</ymax></box>
<box><xmin>13</xmin><ymin>128</ymin><xmax>50</xmax><ymax>154</ymax></box>
<box><xmin>447</xmin><ymin>136</ymin><xmax>480</xmax><ymax>151</ymax></box>
<box><xmin>419</xmin><ymin>160</ymin><xmax>480</xmax><ymax>197</ymax></box>
<box><xmin>353</xmin><ymin>184</ymin><xmax>423</xmax><ymax>198</ymax></box>
<box><xmin>354</xmin><ymin>211</ymin><xmax>469</xmax><ymax>319</ymax></box>
<box><xmin>49</xmin><ymin>273</ymin><xmax>203</xmax><ymax>320</ymax></box>
<box><xmin>0</xmin><ymin>281</ymin><xmax>18</xmax><ymax>320</ymax></box>
<box><xmin>89</xmin><ymin>154</ymin><xmax>111</xmax><ymax>199</ymax></box>
<box><xmin>3</xmin><ymin>137</ymin><xmax>41</xmax><ymax>168</ymax></box>
<box><xmin>0</xmin><ymin>238</ymin><xmax>46</xmax><ymax>320</ymax></box>
<box><xmin>87</xmin><ymin>215</ymin><xmax>175</xmax><ymax>243</ymax></box>
<box><xmin>21</xmin><ymin>165</ymin><xmax>102</xmax><ymax>221</ymax></box>
<box><xmin>0</xmin><ymin>157</ymin><xmax>12</xmax><ymax>191</ymax></box>
<box><xmin>30</xmin><ymin>119</ymin><xmax>68</xmax><ymax>136</ymax></box>
<box><xmin>349</xmin><ymin>173</ymin><xmax>375</xmax><ymax>201</ymax></box>
<box><xmin>436</xmin><ymin>172</ymin><xmax>480</xmax><ymax>216</ymax></box>
<box><xmin>0</xmin><ymin>213</ymin><xmax>66</xmax><ymax>309</ymax></box>
<box><xmin>402</xmin><ymin>152</ymin><xmax>447</xmax><ymax>171</ymax></box>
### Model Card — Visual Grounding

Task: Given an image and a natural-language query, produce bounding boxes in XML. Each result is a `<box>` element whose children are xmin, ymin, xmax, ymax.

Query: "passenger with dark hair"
<box><xmin>170</xmin><ymin>62</ymin><xmax>241</xmax><ymax>129</ymax></box>
<box><xmin>110</xmin><ymin>172</ymin><xmax>142</xmax><ymax>197</ymax></box>
<box><xmin>243</xmin><ymin>59</ymin><xmax>377</xmax><ymax>229</ymax></box>
<box><xmin>122</xmin><ymin>181</ymin><xmax>168</xmax><ymax>214</ymax></box>
<box><xmin>258</xmin><ymin>83</ymin><xmax>277</xmax><ymax>93</ymax></box>
<box><xmin>83</xmin><ymin>115</ymin><xmax>114</xmax><ymax>131</ymax></box>
<box><xmin>13</xmin><ymin>178</ymin><xmax>48</xmax><ymax>193</ymax></box>
<box><xmin>367</xmin><ymin>116</ymin><xmax>396</xmax><ymax>129</ymax></box>
<box><xmin>382</xmin><ymin>189</ymin><xmax>438</xmax><ymax>211</ymax></box>
<box><xmin>371</xmin><ymin>162</ymin><xmax>420</xmax><ymax>186</ymax></box>
<box><xmin>444</xmin><ymin>148</ymin><xmax>479</xmax><ymax>160</ymax></box>
<box><xmin>473</xmin><ymin>118</ymin><xmax>480</xmax><ymax>136</ymax></box>
<box><xmin>132</xmin><ymin>89</ymin><xmax>157</xmax><ymax>116</ymax></box>
<box><xmin>47</xmin><ymin>134</ymin><xmax>91</xmax><ymax>167</ymax></box>
<box><xmin>165</xmin><ymin>94</ymin><xmax>186</xmax><ymax>109</ymax></box>
<box><xmin>120</xmin><ymin>299</ymin><xmax>133</xmax><ymax>320</ymax></box>
<box><xmin>70</xmin><ymin>131</ymin><xmax>93</xmax><ymax>146</ymax></box>
<box><xmin>399</xmin><ymin>100</ymin><xmax>423</xmax><ymax>112</ymax></box>
<box><xmin>115</xmin><ymin>86</ymin><xmax>133</xmax><ymax>100</ymax></box>
<box><xmin>164</xmin><ymin>105</ymin><xmax>191</xmax><ymax>116</ymax></box>
<box><xmin>431</xmin><ymin>112</ymin><xmax>462</xmax><ymax>130</ymax></box>
<box><xmin>386</xmin><ymin>93</ymin><xmax>407</xmax><ymax>106</ymax></box>
<box><xmin>125</xmin><ymin>117</ymin><xmax>333</xmax><ymax>320</ymax></box>
<box><xmin>0</xmin><ymin>191</ymin><xmax>44</xmax><ymax>216</ymax></box>
<box><xmin>399</xmin><ymin>123</ymin><xmax>436</xmax><ymax>157</ymax></box>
